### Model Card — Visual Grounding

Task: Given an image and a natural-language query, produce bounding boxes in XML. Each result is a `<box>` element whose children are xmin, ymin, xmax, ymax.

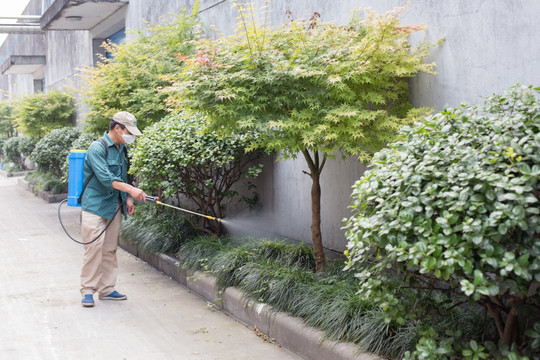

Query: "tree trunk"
<box><xmin>483</xmin><ymin>295</ymin><xmax>524</xmax><ymax>346</ymax></box>
<box><xmin>310</xmin><ymin>170</ymin><xmax>326</xmax><ymax>271</ymax></box>
<box><xmin>302</xmin><ymin>149</ymin><xmax>327</xmax><ymax>272</ymax></box>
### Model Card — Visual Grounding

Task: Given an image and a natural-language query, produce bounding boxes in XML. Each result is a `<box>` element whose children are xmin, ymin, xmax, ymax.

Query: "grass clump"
<box><xmin>25</xmin><ymin>169</ymin><xmax>67</xmax><ymax>194</ymax></box>
<box><xmin>124</xmin><ymin>222</ymin><xmax>496</xmax><ymax>359</ymax></box>
<box><xmin>176</xmin><ymin>236</ymin><xmax>495</xmax><ymax>359</ymax></box>
<box><xmin>121</xmin><ymin>204</ymin><xmax>196</xmax><ymax>254</ymax></box>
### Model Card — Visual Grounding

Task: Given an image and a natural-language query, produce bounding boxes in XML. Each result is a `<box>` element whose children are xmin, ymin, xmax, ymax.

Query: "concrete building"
<box><xmin>1</xmin><ymin>0</ymin><xmax>539</xmax><ymax>255</ymax></box>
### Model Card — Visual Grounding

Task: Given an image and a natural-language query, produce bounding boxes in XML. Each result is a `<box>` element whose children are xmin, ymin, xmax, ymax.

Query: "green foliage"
<box><xmin>130</xmin><ymin>113</ymin><xmax>263</xmax><ymax>235</ymax></box>
<box><xmin>81</xmin><ymin>3</ymin><xmax>201</xmax><ymax>136</ymax></box>
<box><xmin>345</xmin><ymin>84</ymin><xmax>540</xmax><ymax>357</ymax></box>
<box><xmin>0</xmin><ymin>136</ymin><xmax>5</xmax><ymax>162</ymax></box>
<box><xmin>3</xmin><ymin>137</ymin><xmax>21</xmax><ymax>167</ymax></box>
<box><xmin>30</xmin><ymin>127</ymin><xmax>81</xmax><ymax>178</ymax></box>
<box><xmin>175</xmin><ymin>236</ymin><xmax>488</xmax><ymax>358</ymax></box>
<box><xmin>0</xmin><ymin>100</ymin><xmax>16</xmax><ymax>138</ymax></box>
<box><xmin>2</xmin><ymin>136</ymin><xmax>35</xmax><ymax>169</ymax></box>
<box><xmin>121</xmin><ymin>204</ymin><xmax>196</xmax><ymax>254</ymax></box>
<box><xmin>176</xmin><ymin>235</ymin><xmax>237</xmax><ymax>273</ymax></box>
<box><xmin>13</xmin><ymin>90</ymin><xmax>75</xmax><ymax>138</ymax></box>
<box><xmin>25</xmin><ymin>169</ymin><xmax>67</xmax><ymax>194</ymax></box>
<box><xmin>405</xmin><ymin>329</ymin><xmax>535</xmax><ymax>360</ymax></box>
<box><xmin>171</xmin><ymin>5</ymin><xmax>438</xmax><ymax>160</ymax></box>
<box><xmin>18</xmin><ymin>136</ymin><xmax>37</xmax><ymax>157</ymax></box>
<box><xmin>69</xmin><ymin>131</ymin><xmax>95</xmax><ymax>152</ymax></box>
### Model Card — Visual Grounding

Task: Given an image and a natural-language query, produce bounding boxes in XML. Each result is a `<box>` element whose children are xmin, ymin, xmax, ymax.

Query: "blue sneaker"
<box><xmin>81</xmin><ymin>294</ymin><xmax>94</xmax><ymax>307</ymax></box>
<box><xmin>99</xmin><ymin>290</ymin><xmax>127</xmax><ymax>301</ymax></box>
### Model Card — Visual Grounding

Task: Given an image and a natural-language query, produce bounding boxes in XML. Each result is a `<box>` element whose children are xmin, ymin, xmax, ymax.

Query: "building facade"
<box><xmin>1</xmin><ymin>0</ymin><xmax>539</xmax><ymax>254</ymax></box>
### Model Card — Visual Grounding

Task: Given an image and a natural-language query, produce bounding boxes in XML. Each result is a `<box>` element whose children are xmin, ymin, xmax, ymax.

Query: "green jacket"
<box><xmin>81</xmin><ymin>132</ymin><xmax>129</xmax><ymax>219</ymax></box>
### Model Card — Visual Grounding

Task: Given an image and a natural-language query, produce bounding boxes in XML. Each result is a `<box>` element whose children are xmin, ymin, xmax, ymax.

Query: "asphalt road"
<box><xmin>0</xmin><ymin>174</ymin><xmax>300</xmax><ymax>360</ymax></box>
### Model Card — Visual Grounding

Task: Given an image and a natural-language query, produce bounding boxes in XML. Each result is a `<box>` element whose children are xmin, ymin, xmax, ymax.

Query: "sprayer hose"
<box><xmin>57</xmin><ymin>197</ymin><xmax>128</xmax><ymax>245</ymax></box>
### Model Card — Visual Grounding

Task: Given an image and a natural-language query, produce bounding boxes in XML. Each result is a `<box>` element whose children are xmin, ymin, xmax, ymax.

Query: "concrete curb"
<box><xmin>17</xmin><ymin>178</ymin><xmax>67</xmax><ymax>203</ymax></box>
<box><xmin>0</xmin><ymin>169</ymin><xmax>33</xmax><ymax>178</ymax></box>
<box><xmin>17</xmin><ymin>178</ymin><xmax>34</xmax><ymax>192</ymax></box>
<box><xmin>37</xmin><ymin>190</ymin><xmax>68</xmax><ymax>203</ymax></box>
<box><xmin>119</xmin><ymin>238</ymin><xmax>380</xmax><ymax>360</ymax></box>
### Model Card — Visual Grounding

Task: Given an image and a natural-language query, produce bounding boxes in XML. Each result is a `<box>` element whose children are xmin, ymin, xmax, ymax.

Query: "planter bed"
<box><xmin>118</xmin><ymin>237</ymin><xmax>378</xmax><ymax>360</ymax></box>
<box><xmin>17</xmin><ymin>177</ymin><xmax>67</xmax><ymax>203</ymax></box>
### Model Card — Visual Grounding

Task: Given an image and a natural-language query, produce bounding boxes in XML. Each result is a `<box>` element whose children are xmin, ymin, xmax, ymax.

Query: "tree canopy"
<box><xmin>13</xmin><ymin>90</ymin><xmax>75</xmax><ymax>138</ymax></box>
<box><xmin>80</xmin><ymin>3</ymin><xmax>201</xmax><ymax>135</ymax></box>
<box><xmin>168</xmin><ymin>4</ymin><xmax>440</xmax><ymax>270</ymax></box>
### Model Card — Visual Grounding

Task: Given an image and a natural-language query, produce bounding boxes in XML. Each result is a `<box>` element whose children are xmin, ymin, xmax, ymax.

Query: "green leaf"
<box><xmin>517</xmin><ymin>253</ymin><xmax>529</xmax><ymax>266</ymax></box>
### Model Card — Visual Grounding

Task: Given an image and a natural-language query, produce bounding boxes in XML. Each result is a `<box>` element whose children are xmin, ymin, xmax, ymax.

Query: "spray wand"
<box><xmin>145</xmin><ymin>195</ymin><xmax>222</xmax><ymax>222</ymax></box>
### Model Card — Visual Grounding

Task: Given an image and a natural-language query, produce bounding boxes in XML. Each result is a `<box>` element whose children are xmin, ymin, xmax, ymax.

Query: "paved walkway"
<box><xmin>0</xmin><ymin>175</ymin><xmax>300</xmax><ymax>360</ymax></box>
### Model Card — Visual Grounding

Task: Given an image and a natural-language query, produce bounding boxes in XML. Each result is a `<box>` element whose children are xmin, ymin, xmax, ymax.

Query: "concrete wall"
<box><xmin>44</xmin><ymin>30</ymin><xmax>93</xmax><ymax>125</ymax></box>
<box><xmin>45</xmin><ymin>30</ymin><xmax>92</xmax><ymax>90</ymax></box>
<box><xmin>0</xmin><ymin>0</ymin><xmax>45</xmax><ymax>100</ymax></box>
<box><xmin>182</xmin><ymin>0</ymin><xmax>540</xmax><ymax>253</ymax></box>
<box><xmin>125</xmin><ymin>0</ymin><xmax>190</xmax><ymax>37</ymax></box>
<box><xmin>232</xmin><ymin>154</ymin><xmax>369</xmax><ymax>254</ymax></box>
<box><xmin>0</xmin><ymin>73</ymin><xmax>35</xmax><ymax>100</ymax></box>
<box><xmin>197</xmin><ymin>0</ymin><xmax>540</xmax><ymax>110</ymax></box>
<box><xmin>1</xmin><ymin>0</ymin><xmax>539</xmax><ymax>254</ymax></box>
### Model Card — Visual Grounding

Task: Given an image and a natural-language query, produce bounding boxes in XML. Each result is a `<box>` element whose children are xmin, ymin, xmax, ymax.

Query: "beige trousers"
<box><xmin>80</xmin><ymin>206</ymin><xmax>122</xmax><ymax>296</ymax></box>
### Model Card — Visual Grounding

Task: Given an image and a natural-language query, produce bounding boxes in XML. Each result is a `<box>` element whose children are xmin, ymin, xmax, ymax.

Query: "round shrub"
<box><xmin>0</xmin><ymin>100</ymin><xmax>15</xmax><ymax>138</ymax></box>
<box><xmin>30</xmin><ymin>127</ymin><xmax>81</xmax><ymax>177</ymax></box>
<box><xmin>3</xmin><ymin>137</ymin><xmax>22</xmax><ymax>169</ymax></box>
<box><xmin>69</xmin><ymin>131</ymin><xmax>94</xmax><ymax>151</ymax></box>
<box><xmin>2</xmin><ymin>136</ymin><xmax>37</xmax><ymax>170</ymax></box>
<box><xmin>345</xmin><ymin>84</ymin><xmax>539</xmax><ymax>356</ymax></box>
<box><xmin>130</xmin><ymin>112</ymin><xmax>263</xmax><ymax>235</ymax></box>
<box><xmin>18</xmin><ymin>136</ymin><xmax>37</xmax><ymax>157</ymax></box>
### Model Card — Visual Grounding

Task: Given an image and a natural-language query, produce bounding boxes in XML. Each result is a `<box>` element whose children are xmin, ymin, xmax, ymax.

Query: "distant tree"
<box><xmin>169</xmin><ymin>3</ymin><xmax>440</xmax><ymax>271</ymax></box>
<box><xmin>13</xmin><ymin>90</ymin><xmax>75</xmax><ymax>138</ymax></box>
<box><xmin>80</xmin><ymin>2</ymin><xmax>201</xmax><ymax>135</ymax></box>
<box><xmin>0</xmin><ymin>100</ymin><xmax>16</xmax><ymax>138</ymax></box>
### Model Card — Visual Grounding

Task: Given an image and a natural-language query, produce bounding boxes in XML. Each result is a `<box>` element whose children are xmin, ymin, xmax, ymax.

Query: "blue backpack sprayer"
<box><xmin>58</xmin><ymin>145</ymin><xmax>221</xmax><ymax>245</ymax></box>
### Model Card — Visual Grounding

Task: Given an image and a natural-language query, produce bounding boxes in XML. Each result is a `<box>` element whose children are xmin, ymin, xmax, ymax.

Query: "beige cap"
<box><xmin>112</xmin><ymin>111</ymin><xmax>142</xmax><ymax>136</ymax></box>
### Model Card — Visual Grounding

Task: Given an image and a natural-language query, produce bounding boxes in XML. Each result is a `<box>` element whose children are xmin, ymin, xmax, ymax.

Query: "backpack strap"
<box><xmin>77</xmin><ymin>138</ymin><xmax>109</xmax><ymax>204</ymax></box>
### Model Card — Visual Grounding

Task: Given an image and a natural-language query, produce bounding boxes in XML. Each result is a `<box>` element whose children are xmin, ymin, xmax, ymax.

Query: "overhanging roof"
<box><xmin>41</xmin><ymin>0</ymin><xmax>128</xmax><ymax>31</ymax></box>
<box><xmin>1</xmin><ymin>55</ymin><xmax>46</xmax><ymax>78</ymax></box>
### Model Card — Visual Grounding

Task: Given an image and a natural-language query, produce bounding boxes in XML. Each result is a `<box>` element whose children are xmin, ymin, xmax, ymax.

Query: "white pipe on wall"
<box><xmin>0</xmin><ymin>25</ymin><xmax>43</xmax><ymax>34</ymax></box>
<box><xmin>0</xmin><ymin>16</ymin><xmax>41</xmax><ymax>21</ymax></box>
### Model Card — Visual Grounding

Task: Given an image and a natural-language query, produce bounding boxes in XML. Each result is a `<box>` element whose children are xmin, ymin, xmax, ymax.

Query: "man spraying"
<box><xmin>79</xmin><ymin>111</ymin><xmax>146</xmax><ymax>307</ymax></box>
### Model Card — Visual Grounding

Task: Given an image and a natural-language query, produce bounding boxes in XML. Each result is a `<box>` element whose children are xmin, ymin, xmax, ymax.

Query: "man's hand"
<box><xmin>126</xmin><ymin>198</ymin><xmax>135</xmax><ymax>215</ymax></box>
<box><xmin>112</xmin><ymin>181</ymin><xmax>146</xmax><ymax>202</ymax></box>
<box><xmin>129</xmin><ymin>186</ymin><xmax>146</xmax><ymax>202</ymax></box>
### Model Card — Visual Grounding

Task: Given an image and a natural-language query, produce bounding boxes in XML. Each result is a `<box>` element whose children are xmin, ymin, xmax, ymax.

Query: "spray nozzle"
<box><xmin>145</xmin><ymin>195</ymin><xmax>159</xmax><ymax>203</ymax></box>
